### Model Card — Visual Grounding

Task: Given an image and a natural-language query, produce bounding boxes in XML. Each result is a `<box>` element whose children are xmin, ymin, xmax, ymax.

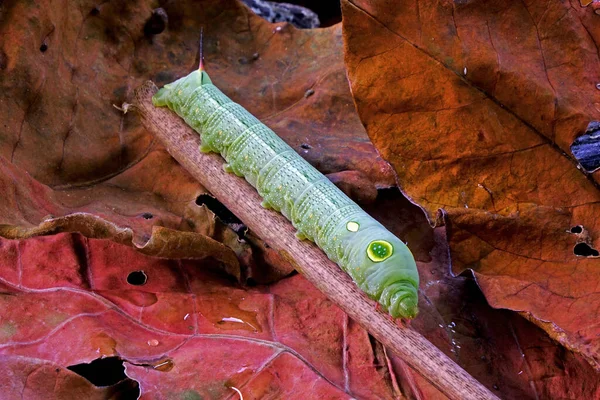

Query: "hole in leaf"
<box><xmin>570</xmin><ymin>121</ymin><xmax>600</xmax><ymax>173</ymax></box>
<box><xmin>573</xmin><ymin>243</ymin><xmax>599</xmax><ymax>257</ymax></box>
<box><xmin>143</xmin><ymin>8</ymin><xmax>168</xmax><ymax>36</ymax></box>
<box><xmin>127</xmin><ymin>270</ymin><xmax>147</xmax><ymax>285</ymax></box>
<box><xmin>90</xmin><ymin>6</ymin><xmax>100</xmax><ymax>16</ymax></box>
<box><xmin>141</xmin><ymin>212</ymin><xmax>153</xmax><ymax>220</ymax></box>
<box><xmin>39</xmin><ymin>44</ymin><xmax>48</xmax><ymax>52</ymax></box>
<box><xmin>68</xmin><ymin>357</ymin><xmax>140</xmax><ymax>398</ymax></box>
<box><xmin>67</xmin><ymin>357</ymin><xmax>126</xmax><ymax>386</ymax></box>
<box><xmin>570</xmin><ymin>225</ymin><xmax>583</xmax><ymax>234</ymax></box>
<box><xmin>246</xmin><ymin>277</ymin><xmax>257</xmax><ymax>286</ymax></box>
<box><xmin>241</xmin><ymin>0</ymin><xmax>331</xmax><ymax>28</ymax></box>
<box><xmin>300</xmin><ymin>143</ymin><xmax>312</xmax><ymax>149</ymax></box>
<box><xmin>195</xmin><ymin>194</ymin><xmax>246</xmax><ymax>238</ymax></box>
<box><xmin>195</xmin><ymin>194</ymin><xmax>239</xmax><ymax>224</ymax></box>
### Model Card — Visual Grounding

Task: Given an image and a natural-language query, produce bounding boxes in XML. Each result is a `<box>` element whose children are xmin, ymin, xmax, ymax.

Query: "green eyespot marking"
<box><xmin>367</xmin><ymin>240</ymin><xmax>393</xmax><ymax>262</ymax></box>
<box><xmin>346</xmin><ymin>221</ymin><xmax>359</xmax><ymax>232</ymax></box>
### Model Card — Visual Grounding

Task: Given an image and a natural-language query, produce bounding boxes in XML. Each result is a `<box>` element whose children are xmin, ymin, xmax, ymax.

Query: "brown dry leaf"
<box><xmin>342</xmin><ymin>0</ymin><xmax>600</xmax><ymax>368</ymax></box>
<box><xmin>0</xmin><ymin>154</ymin><xmax>242</xmax><ymax>279</ymax></box>
<box><xmin>0</xmin><ymin>0</ymin><xmax>392</xmax><ymax>188</ymax></box>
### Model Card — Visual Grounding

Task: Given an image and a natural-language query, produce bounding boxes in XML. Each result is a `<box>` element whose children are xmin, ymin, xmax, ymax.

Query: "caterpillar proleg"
<box><xmin>152</xmin><ymin>53</ymin><xmax>419</xmax><ymax>319</ymax></box>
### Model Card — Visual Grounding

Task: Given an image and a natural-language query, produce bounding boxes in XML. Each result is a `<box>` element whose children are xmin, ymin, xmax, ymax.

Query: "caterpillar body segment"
<box><xmin>152</xmin><ymin>69</ymin><xmax>419</xmax><ymax>319</ymax></box>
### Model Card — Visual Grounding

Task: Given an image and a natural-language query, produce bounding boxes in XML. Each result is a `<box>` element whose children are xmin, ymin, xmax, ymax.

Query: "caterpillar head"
<box><xmin>345</xmin><ymin>227</ymin><xmax>419</xmax><ymax>319</ymax></box>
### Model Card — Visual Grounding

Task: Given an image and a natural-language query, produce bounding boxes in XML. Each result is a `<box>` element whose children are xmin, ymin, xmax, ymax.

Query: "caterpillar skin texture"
<box><xmin>153</xmin><ymin>70</ymin><xmax>419</xmax><ymax>319</ymax></box>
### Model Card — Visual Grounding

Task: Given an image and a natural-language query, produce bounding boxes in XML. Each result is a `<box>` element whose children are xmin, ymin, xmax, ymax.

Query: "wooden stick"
<box><xmin>131</xmin><ymin>82</ymin><xmax>500</xmax><ymax>400</ymax></box>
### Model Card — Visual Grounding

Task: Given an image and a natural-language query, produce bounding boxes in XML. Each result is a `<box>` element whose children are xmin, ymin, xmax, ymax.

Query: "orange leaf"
<box><xmin>343</xmin><ymin>0</ymin><xmax>600</xmax><ymax>368</ymax></box>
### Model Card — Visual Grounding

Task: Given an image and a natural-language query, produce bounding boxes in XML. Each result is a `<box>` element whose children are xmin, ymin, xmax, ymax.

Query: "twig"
<box><xmin>131</xmin><ymin>81</ymin><xmax>500</xmax><ymax>400</ymax></box>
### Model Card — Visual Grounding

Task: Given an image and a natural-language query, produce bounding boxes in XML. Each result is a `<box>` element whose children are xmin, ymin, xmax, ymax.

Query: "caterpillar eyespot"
<box><xmin>152</xmin><ymin>50</ymin><xmax>420</xmax><ymax>319</ymax></box>
<box><xmin>367</xmin><ymin>240</ymin><xmax>393</xmax><ymax>262</ymax></box>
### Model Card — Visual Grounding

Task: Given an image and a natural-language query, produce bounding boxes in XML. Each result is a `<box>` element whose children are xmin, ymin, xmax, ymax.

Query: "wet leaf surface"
<box><xmin>0</xmin><ymin>355</ymin><xmax>138</xmax><ymax>399</ymax></box>
<box><xmin>0</xmin><ymin>233</ymin><xmax>395</xmax><ymax>398</ymax></box>
<box><xmin>343</xmin><ymin>0</ymin><xmax>600</xmax><ymax>371</ymax></box>
<box><xmin>1</xmin><ymin>226</ymin><xmax>598</xmax><ymax>398</ymax></box>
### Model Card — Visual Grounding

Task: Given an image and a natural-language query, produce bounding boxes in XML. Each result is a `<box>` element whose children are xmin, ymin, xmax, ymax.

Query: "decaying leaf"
<box><xmin>342</xmin><ymin>0</ymin><xmax>600</xmax><ymax>368</ymax></box>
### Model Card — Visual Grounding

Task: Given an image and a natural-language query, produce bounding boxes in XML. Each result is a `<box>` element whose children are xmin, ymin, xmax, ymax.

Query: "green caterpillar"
<box><xmin>152</xmin><ymin>68</ymin><xmax>419</xmax><ymax>319</ymax></box>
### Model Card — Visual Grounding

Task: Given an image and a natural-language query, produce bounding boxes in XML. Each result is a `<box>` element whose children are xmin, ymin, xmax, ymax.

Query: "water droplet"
<box><xmin>153</xmin><ymin>358</ymin><xmax>174</xmax><ymax>372</ymax></box>
<box><xmin>207</xmin><ymin>297</ymin><xmax>261</xmax><ymax>333</ymax></box>
<box><xmin>147</xmin><ymin>339</ymin><xmax>159</xmax><ymax>347</ymax></box>
<box><xmin>218</xmin><ymin>316</ymin><xmax>259</xmax><ymax>332</ymax></box>
<box><xmin>221</xmin><ymin>317</ymin><xmax>244</xmax><ymax>324</ymax></box>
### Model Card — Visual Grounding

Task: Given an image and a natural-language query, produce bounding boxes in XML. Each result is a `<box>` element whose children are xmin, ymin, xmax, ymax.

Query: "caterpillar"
<box><xmin>152</xmin><ymin>50</ymin><xmax>419</xmax><ymax>319</ymax></box>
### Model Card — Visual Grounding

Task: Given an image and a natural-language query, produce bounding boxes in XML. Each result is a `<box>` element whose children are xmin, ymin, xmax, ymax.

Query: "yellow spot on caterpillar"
<box><xmin>346</xmin><ymin>221</ymin><xmax>359</xmax><ymax>232</ymax></box>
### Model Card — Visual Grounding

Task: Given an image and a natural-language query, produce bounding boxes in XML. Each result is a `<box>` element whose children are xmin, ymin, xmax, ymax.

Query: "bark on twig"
<box><xmin>132</xmin><ymin>81</ymin><xmax>499</xmax><ymax>400</ymax></box>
